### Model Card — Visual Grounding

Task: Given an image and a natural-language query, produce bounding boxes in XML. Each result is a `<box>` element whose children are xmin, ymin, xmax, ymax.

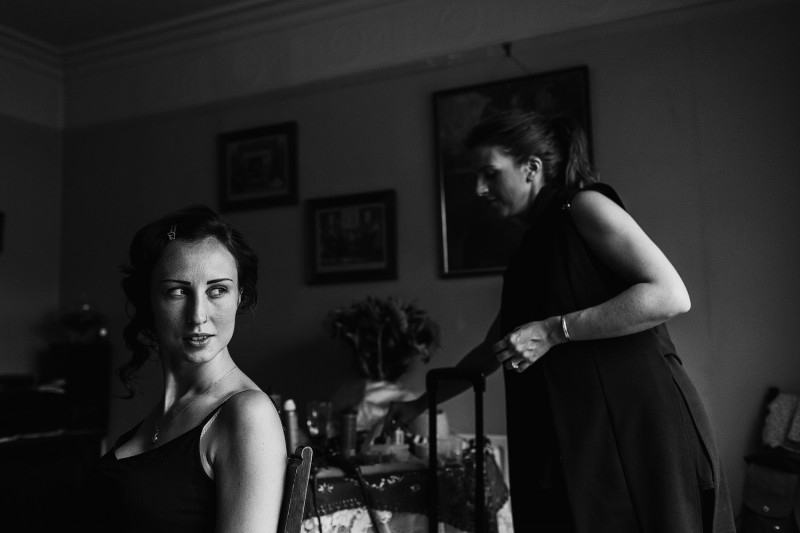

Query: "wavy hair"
<box><xmin>117</xmin><ymin>205</ymin><xmax>258</xmax><ymax>397</ymax></box>
<box><xmin>464</xmin><ymin>109</ymin><xmax>598</xmax><ymax>191</ymax></box>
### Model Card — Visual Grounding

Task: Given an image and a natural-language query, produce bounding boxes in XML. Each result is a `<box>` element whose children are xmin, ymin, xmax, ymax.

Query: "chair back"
<box><xmin>278</xmin><ymin>445</ymin><xmax>313</xmax><ymax>533</ymax></box>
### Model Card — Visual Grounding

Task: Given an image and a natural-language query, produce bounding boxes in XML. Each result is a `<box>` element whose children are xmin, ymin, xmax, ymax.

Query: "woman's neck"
<box><xmin>160</xmin><ymin>353</ymin><xmax>234</xmax><ymax>412</ymax></box>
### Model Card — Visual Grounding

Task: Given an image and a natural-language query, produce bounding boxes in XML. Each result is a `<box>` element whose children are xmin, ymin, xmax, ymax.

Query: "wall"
<box><xmin>0</xmin><ymin>115</ymin><xmax>62</xmax><ymax>375</ymax></box>
<box><xmin>0</xmin><ymin>19</ymin><xmax>63</xmax><ymax>378</ymax></box>
<box><xmin>59</xmin><ymin>1</ymin><xmax>800</xmax><ymax>513</ymax></box>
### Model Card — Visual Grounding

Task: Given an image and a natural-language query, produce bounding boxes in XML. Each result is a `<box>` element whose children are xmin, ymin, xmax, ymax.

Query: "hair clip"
<box><xmin>167</xmin><ymin>225</ymin><xmax>176</xmax><ymax>241</ymax></box>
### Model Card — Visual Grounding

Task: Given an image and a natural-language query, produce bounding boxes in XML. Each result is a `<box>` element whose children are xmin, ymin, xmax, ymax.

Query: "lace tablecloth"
<box><xmin>302</xmin><ymin>451</ymin><xmax>513</xmax><ymax>533</ymax></box>
<box><xmin>301</xmin><ymin>501</ymin><xmax>514</xmax><ymax>533</ymax></box>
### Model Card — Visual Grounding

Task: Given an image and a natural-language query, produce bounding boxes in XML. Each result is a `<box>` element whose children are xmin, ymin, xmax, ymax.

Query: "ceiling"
<box><xmin>0</xmin><ymin>0</ymin><xmax>264</xmax><ymax>49</ymax></box>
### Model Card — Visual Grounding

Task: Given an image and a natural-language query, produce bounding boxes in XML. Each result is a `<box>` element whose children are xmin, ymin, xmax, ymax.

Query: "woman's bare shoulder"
<box><xmin>570</xmin><ymin>187</ymin><xmax>635</xmax><ymax>234</ymax></box>
<box><xmin>220</xmin><ymin>389</ymin><xmax>277</xmax><ymax>421</ymax></box>
<box><xmin>571</xmin><ymin>187</ymin><xmax>622</xmax><ymax>212</ymax></box>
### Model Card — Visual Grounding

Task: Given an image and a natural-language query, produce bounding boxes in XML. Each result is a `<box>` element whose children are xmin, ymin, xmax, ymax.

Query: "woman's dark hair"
<box><xmin>117</xmin><ymin>205</ymin><xmax>258</xmax><ymax>397</ymax></box>
<box><xmin>464</xmin><ymin>109</ymin><xmax>598</xmax><ymax>190</ymax></box>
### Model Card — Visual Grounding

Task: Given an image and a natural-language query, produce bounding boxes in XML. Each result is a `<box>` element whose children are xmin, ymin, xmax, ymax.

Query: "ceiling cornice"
<box><xmin>62</xmin><ymin>0</ymin><xmax>403</xmax><ymax>67</ymax></box>
<box><xmin>0</xmin><ymin>0</ymin><xmax>787</xmax><ymax>130</ymax></box>
<box><xmin>0</xmin><ymin>25</ymin><xmax>62</xmax><ymax>128</ymax></box>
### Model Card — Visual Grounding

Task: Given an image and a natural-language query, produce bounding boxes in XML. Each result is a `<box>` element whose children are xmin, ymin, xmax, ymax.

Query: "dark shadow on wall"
<box><xmin>245</xmin><ymin>336</ymin><xmax>359</xmax><ymax>421</ymax></box>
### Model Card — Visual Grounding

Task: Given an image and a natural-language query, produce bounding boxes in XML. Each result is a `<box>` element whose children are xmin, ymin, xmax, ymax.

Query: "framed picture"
<box><xmin>218</xmin><ymin>122</ymin><xmax>298</xmax><ymax>211</ymax></box>
<box><xmin>306</xmin><ymin>190</ymin><xmax>397</xmax><ymax>284</ymax></box>
<box><xmin>434</xmin><ymin>66</ymin><xmax>591</xmax><ymax>276</ymax></box>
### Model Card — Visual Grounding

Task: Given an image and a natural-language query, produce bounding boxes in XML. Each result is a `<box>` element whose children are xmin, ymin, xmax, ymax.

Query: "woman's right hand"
<box><xmin>494</xmin><ymin>316</ymin><xmax>562</xmax><ymax>373</ymax></box>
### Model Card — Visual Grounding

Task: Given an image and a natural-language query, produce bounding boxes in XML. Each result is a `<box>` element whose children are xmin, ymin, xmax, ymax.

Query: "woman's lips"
<box><xmin>184</xmin><ymin>333</ymin><xmax>213</xmax><ymax>347</ymax></box>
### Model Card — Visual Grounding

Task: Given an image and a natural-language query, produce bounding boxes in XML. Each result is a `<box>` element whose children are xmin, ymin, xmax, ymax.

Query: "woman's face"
<box><xmin>470</xmin><ymin>145</ymin><xmax>535</xmax><ymax>218</ymax></box>
<box><xmin>150</xmin><ymin>237</ymin><xmax>241</xmax><ymax>367</ymax></box>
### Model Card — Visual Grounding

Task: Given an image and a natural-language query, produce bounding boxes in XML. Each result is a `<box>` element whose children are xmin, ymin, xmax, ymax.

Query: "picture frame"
<box><xmin>434</xmin><ymin>66</ymin><xmax>591</xmax><ymax>277</ymax></box>
<box><xmin>306</xmin><ymin>190</ymin><xmax>397</xmax><ymax>284</ymax></box>
<box><xmin>218</xmin><ymin>122</ymin><xmax>298</xmax><ymax>211</ymax></box>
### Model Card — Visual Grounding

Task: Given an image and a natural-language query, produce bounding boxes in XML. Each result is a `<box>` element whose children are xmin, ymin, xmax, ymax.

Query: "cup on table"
<box><xmin>305</xmin><ymin>400</ymin><xmax>333</xmax><ymax>447</ymax></box>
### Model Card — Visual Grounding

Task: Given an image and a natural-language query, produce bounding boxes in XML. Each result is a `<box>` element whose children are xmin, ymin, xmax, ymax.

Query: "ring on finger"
<box><xmin>511</xmin><ymin>360</ymin><xmax>520</xmax><ymax>370</ymax></box>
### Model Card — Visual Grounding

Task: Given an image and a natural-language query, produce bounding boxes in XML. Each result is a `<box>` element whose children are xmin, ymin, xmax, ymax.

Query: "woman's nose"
<box><xmin>187</xmin><ymin>296</ymin><xmax>208</xmax><ymax>324</ymax></box>
<box><xmin>475</xmin><ymin>176</ymin><xmax>489</xmax><ymax>197</ymax></box>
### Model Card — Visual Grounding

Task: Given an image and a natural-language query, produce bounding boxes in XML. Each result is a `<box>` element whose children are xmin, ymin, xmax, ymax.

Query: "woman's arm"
<box><xmin>212</xmin><ymin>390</ymin><xmax>287</xmax><ymax>532</ymax></box>
<box><xmin>567</xmin><ymin>189</ymin><xmax>691</xmax><ymax>335</ymax></box>
<box><xmin>384</xmin><ymin>314</ymin><xmax>504</xmax><ymax>431</ymax></box>
<box><xmin>497</xmin><ymin>189</ymin><xmax>690</xmax><ymax>372</ymax></box>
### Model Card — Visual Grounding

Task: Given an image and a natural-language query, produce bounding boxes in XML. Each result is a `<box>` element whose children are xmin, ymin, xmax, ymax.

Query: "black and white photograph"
<box><xmin>0</xmin><ymin>1</ymin><xmax>796</xmax><ymax>532</ymax></box>
<box><xmin>306</xmin><ymin>190</ymin><xmax>396</xmax><ymax>284</ymax></box>
<box><xmin>218</xmin><ymin>122</ymin><xmax>298</xmax><ymax>211</ymax></box>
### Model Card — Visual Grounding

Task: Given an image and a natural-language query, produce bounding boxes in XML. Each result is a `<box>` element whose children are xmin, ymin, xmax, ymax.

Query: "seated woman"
<box><xmin>90</xmin><ymin>206</ymin><xmax>287</xmax><ymax>532</ymax></box>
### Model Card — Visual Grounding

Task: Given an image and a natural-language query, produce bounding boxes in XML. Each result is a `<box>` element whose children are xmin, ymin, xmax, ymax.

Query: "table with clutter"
<box><xmin>300</xmin><ymin>432</ymin><xmax>514</xmax><ymax>533</ymax></box>
<box><xmin>295</xmin><ymin>297</ymin><xmax>515</xmax><ymax>531</ymax></box>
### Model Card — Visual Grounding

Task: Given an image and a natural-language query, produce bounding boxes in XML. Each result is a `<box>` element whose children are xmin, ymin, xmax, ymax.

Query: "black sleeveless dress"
<box><xmin>500</xmin><ymin>183</ymin><xmax>735</xmax><ymax>533</ymax></box>
<box><xmin>88</xmin><ymin>405</ymin><xmax>223</xmax><ymax>532</ymax></box>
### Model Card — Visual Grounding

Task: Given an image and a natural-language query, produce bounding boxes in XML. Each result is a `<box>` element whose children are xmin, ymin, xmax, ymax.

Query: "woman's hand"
<box><xmin>493</xmin><ymin>316</ymin><xmax>563</xmax><ymax>373</ymax></box>
<box><xmin>382</xmin><ymin>397</ymin><xmax>426</xmax><ymax>436</ymax></box>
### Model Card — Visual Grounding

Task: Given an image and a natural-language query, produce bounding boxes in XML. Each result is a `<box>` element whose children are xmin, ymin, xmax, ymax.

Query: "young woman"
<box><xmin>91</xmin><ymin>206</ymin><xmax>286</xmax><ymax>532</ymax></box>
<box><xmin>386</xmin><ymin>110</ymin><xmax>735</xmax><ymax>532</ymax></box>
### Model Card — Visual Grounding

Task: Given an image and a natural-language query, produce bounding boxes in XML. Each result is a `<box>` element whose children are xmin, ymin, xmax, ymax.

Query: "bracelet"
<box><xmin>560</xmin><ymin>315</ymin><xmax>571</xmax><ymax>342</ymax></box>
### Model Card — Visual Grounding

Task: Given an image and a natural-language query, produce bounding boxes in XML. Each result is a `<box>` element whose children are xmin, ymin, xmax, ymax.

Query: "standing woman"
<box><xmin>92</xmin><ymin>206</ymin><xmax>286</xmax><ymax>532</ymax></box>
<box><xmin>386</xmin><ymin>110</ymin><xmax>735</xmax><ymax>532</ymax></box>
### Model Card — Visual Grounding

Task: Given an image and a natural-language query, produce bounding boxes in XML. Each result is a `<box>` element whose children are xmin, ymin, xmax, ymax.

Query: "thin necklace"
<box><xmin>151</xmin><ymin>365</ymin><xmax>237</xmax><ymax>444</ymax></box>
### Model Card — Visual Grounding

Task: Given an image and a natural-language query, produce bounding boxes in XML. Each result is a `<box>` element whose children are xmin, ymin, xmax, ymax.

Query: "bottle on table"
<box><xmin>340</xmin><ymin>408</ymin><xmax>357</xmax><ymax>457</ymax></box>
<box><xmin>283</xmin><ymin>398</ymin><xmax>300</xmax><ymax>453</ymax></box>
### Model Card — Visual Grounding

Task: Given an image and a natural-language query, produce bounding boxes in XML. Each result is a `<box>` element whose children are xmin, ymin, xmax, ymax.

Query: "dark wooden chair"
<box><xmin>278</xmin><ymin>445</ymin><xmax>313</xmax><ymax>533</ymax></box>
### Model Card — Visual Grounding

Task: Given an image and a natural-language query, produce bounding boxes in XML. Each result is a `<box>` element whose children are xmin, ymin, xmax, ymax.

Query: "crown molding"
<box><xmin>67</xmin><ymin>0</ymin><xmax>738</xmax><ymax>128</ymax></box>
<box><xmin>63</xmin><ymin>0</ymin><xmax>403</xmax><ymax>68</ymax></box>
<box><xmin>0</xmin><ymin>25</ymin><xmax>63</xmax><ymax>128</ymax></box>
<box><xmin>1</xmin><ymin>0</ymin><xmax>788</xmax><ymax>129</ymax></box>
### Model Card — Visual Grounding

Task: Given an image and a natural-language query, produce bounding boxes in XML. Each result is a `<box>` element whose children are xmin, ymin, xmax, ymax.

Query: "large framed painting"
<box><xmin>218</xmin><ymin>122</ymin><xmax>298</xmax><ymax>211</ymax></box>
<box><xmin>434</xmin><ymin>66</ymin><xmax>591</xmax><ymax>277</ymax></box>
<box><xmin>306</xmin><ymin>190</ymin><xmax>397</xmax><ymax>284</ymax></box>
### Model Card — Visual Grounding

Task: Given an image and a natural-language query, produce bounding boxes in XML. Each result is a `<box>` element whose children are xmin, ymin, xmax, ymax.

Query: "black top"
<box><xmin>499</xmin><ymin>183</ymin><xmax>734</xmax><ymax>532</ymax></box>
<box><xmin>88</xmin><ymin>405</ymin><xmax>223</xmax><ymax>532</ymax></box>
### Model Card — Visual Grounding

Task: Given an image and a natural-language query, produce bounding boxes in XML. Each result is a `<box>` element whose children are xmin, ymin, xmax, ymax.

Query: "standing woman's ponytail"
<box><xmin>549</xmin><ymin>115</ymin><xmax>598</xmax><ymax>190</ymax></box>
<box><xmin>465</xmin><ymin>109</ymin><xmax>597</xmax><ymax>192</ymax></box>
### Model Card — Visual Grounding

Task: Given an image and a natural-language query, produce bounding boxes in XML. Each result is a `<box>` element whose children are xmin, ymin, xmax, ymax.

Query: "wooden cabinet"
<box><xmin>0</xmin><ymin>430</ymin><xmax>105</xmax><ymax>532</ymax></box>
<box><xmin>0</xmin><ymin>342</ymin><xmax>111</xmax><ymax>531</ymax></box>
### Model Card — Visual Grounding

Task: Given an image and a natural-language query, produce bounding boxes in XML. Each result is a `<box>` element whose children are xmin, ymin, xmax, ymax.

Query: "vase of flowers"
<box><xmin>325</xmin><ymin>296</ymin><xmax>440</xmax><ymax>382</ymax></box>
<box><xmin>324</xmin><ymin>296</ymin><xmax>441</xmax><ymax>443</ymax></box>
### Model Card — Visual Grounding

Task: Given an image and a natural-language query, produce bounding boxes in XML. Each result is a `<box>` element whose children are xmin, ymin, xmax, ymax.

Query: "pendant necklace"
<box><xmin>151</xmin><ymin>365</ymin><xmax>237</xmax><ymax>444</ymax></box>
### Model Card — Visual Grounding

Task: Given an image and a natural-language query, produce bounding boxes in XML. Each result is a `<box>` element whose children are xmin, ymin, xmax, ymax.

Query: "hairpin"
<box><xmin>167</xmin><ymin>225</ymin><xmax>176</xmax><ymax>241</ymax></box>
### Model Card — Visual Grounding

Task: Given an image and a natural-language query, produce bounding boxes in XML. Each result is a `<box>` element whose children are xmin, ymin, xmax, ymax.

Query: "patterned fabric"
<box><xmin>301</xmin><ymin>502</ymin><xmax>514</xmax><ymax>533</ymax></box>
<box><xmin>303</xmin><ymin>508</ymin><xmax>392</xmax><ymax>533</ymax></box>
<box><xmin>305</xmin><ymin>452</ymin><xmax>509</xmax><ymax>533</ymax></box>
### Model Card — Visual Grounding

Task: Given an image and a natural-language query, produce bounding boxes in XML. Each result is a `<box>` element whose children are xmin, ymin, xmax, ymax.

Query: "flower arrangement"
<box><xmin>324</xmin><ymin>296</ymin><xmax>441</xmax><ymax>382</ymax></box>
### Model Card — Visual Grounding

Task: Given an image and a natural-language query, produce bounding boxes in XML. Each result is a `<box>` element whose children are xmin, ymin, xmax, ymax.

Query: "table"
<box><xmin>302</xmin><ymin>453</ymin><xmax>514</xmax><ymax>533</ymax></box>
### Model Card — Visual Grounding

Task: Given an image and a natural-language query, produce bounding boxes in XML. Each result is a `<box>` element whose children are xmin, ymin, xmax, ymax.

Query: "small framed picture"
<box><xmin>218</xmin><ymin>122</ymin><xmax>298</xmax><ymax>211</ymax></box>
<box><xmin>306</xmin><ymin>190</ymin><xmax>397</xmax><ymax>284</ymax></box>
<box><xmin>434</xmin><ymin>66</ymin><xmax>591</xmax><ymax>276</ymax></box>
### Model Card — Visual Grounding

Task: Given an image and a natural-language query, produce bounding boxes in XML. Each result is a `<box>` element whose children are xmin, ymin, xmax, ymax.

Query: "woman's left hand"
<box><xmin>493</xmin><ymin>318</ymin><xmax>559</xmax><ymax>373</ymax></box>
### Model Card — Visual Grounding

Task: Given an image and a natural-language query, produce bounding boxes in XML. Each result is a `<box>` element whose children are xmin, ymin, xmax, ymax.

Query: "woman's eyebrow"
<box><xmin>159</xmin><ymin>278</ymin><xmax>189</xmax><ymax>285</ymax></box>
<box><xmin>207</xmin><ymin>278</ymin><xmax>234</xmax><ymax>284</ymax></box>
<box><xmin>158</xmin><ymin>277</ymin><xmax>234</xmax><ymax>284</ymax></box>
